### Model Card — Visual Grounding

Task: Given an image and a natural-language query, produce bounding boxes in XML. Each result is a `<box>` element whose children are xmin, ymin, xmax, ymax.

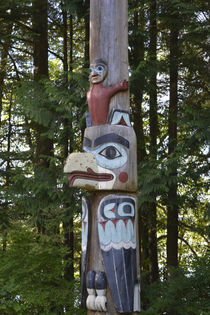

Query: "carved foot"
<box><xmin>86</xmin><ymin>270</ymin><xmax>96</xmax><ymax>310</ymax></box>
<box><xmin>95</xmin><ymin>271</ymin><xmax>107</xmax><ymax>312</ymax></box>
<box><xmin>95</xmin><ymin>292</ymin><xmax>107</xmax><ymax>312</ymax></box>
<box><xmin>86</xmin><ymin>270</ymin><xmax>107</xmax><ymax>312</ymax></box>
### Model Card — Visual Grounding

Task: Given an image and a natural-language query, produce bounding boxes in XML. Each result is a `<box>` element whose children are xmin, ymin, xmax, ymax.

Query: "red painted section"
<box><xmin>118</xmin><ymin>116</ymin><xmax>127</xmax><ymax>126</ymax></box>
<box><xmin>87</xmin><ymin>80</ymin><xmax>128</xmax><ymax>126</ymax></box>
<box><xmin>111</xmin><ymin>219</ymin><xmax>119</xmax><ymax>228</ymax></box>
<box><xmin>68</xmin><ymin>168</ymin><xmax>114</xmax><ymax>187</ymax></box>
<box><xmin>118</xmin><ymin>172</ymin><xmax>128</xmax><ymax>183</ymax></box>
<box><xmin>99</xmin><ymin>221</ymin><xmax>107</xmax><ymax>231</ymax></box>
<box><xmin>83</xmin><ymin>221</ymin><xmax>87</xmax><ymax>231</ymax></box>
<box><xmin>123</xmin><ymin>219</ymin><xmax>129</xmax><ymax>227</ymax></box>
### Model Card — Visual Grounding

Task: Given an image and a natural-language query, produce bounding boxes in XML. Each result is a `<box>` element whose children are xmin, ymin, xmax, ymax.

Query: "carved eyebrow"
<box><xmin>83</xmin><ymin>137</ymin><xmax>92</xmax><ymax>147</ymax></box>
<box><xmin>94</xmin><ymin>133</ymin><xmax>129</xmax><ymax>148</ymax></box>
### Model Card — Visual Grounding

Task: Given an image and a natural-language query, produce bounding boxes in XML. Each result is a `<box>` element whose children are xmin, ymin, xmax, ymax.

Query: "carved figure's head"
<box><xmin>64</xmin><ymin>125</ymin><xmax>137</xmax><ymax>192</ymax></box>
<box><xmin>89</xmin><ymin>59</ymin><xmax>108</xmax><ymax>84</ymax></box>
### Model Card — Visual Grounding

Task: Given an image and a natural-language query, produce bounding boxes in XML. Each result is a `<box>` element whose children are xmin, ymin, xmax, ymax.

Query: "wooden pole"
<box><xmin>90</xmin><ymin>0</ymin><xmax>129</xmax><ymax>113</ymax></box>
<box><xmin>64</xmin><ymin>0</ymin><xmax>140</xmax><ymax>313</ymax></box>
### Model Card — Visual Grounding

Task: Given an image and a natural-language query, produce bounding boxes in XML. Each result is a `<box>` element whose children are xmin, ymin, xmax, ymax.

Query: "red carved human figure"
<box><xmin>87</xmin><ymin>59</ymin><xmax>128</xmax><ymax>126</ymax></box>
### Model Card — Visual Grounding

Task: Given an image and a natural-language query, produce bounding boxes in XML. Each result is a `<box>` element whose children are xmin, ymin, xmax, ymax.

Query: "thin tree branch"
<box><xmin>48</xmin><ymin>49</ymin><xmax>64</xmax><ymax>62</ymax></box>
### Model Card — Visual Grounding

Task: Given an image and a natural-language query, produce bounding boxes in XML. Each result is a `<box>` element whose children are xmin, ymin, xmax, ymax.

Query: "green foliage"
<box><xmin>0</xmin><ymin>223</ymin><xmax>85</xmax><ymax>314</ymax></box>
<box><xmin>141</xmin><ymin>256</ymin><xmax>210</xmax><ymax>314</ymax></box>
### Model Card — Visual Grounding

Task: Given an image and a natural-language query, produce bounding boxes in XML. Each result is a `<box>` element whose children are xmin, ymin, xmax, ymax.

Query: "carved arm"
<box><xmin>106</xmin><ymin>79</ymin><xmax>129</xmax><ymax>98</ymax></box>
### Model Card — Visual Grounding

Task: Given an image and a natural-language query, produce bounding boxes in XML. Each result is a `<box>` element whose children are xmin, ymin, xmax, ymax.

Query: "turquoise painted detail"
<box><xmin>83</xmin><ymin>142</ymin><xmax>127</xmax><ymax>169</ymax></box>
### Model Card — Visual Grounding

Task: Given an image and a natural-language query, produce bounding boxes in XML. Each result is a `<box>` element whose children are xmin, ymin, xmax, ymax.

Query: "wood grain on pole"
<box><xmin>90</xmin><ymin>0</ymin><xmax>129</xmax><ymax>114</ymax></box>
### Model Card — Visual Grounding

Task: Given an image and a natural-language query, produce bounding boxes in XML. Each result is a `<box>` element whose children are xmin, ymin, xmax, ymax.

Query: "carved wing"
<box><xmin>81</xmin><ymin>197</ymin><xmax>90</xmax><ymax>308</ymax></box>
<box><xmin>98</xmin><ymin>195</ymin><xmax>137</xmax><ymax>313</ymax></box>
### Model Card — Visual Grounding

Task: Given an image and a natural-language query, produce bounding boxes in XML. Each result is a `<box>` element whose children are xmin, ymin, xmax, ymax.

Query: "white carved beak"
<box><xmin>64</xmin><ymin>152</ymin><xmax>115</xmax><ymax>190</ymax></box>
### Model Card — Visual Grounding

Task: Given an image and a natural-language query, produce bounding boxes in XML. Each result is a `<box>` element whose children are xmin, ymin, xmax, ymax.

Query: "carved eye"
<box><xmin>99</xmin><ymin>146</ymin><xmax>122</xmax><ymax>160</ymax></box>
<box><xmin>118</xmin><ymin>202</ymin><xmax>135</xmax><ymax>218</ymax></box>
<box><xmin>96</xmin><ymin>65</ymin><xmax>104</xmax><ymax>72</ymax></box>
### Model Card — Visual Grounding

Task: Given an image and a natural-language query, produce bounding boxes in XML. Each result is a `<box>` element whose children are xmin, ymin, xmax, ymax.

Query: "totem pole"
<box><xmin>64</xmin><ymin>1</ymin><xmax>140</xmax><ymax>314</ymax></box>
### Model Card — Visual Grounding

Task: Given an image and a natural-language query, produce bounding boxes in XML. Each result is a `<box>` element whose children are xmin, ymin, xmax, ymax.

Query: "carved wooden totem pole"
<box><xmin>64</xmin><ymin>1</ymin><xmax>140</xmax><ymax>314</ymax></box>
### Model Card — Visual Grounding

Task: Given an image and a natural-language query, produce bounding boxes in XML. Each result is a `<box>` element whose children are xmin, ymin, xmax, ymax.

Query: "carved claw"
<box><xmin>86</xmin><ymin>290</ymin><xmax>96</xmax><ymax>310</ymax></box>
<box><xmin>95</xmin><ymin>293</ymin><xmax>107</xmax><ymax>312</ymax></box>
<box><xmin>86</xmin><ymin>271</ymin><xmax>97</xmax><ymax>310</ymax></box>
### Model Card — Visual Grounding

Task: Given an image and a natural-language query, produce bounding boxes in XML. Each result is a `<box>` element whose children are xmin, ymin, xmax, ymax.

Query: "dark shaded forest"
<box><xmin>0</xmin><ymin>0</ymin><xmax>209</xmax><ymax>314</ymax></box>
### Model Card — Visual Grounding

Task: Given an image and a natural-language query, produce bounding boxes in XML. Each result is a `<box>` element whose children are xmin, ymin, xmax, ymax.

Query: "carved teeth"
<box><xmin>98</xmin><ymin>218</ymin><xmax>136</xmax><ymax>250</ymax></box>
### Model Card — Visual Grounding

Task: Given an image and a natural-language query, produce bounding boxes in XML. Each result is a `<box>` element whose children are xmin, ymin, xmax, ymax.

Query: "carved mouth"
<box><xmin>91</xmin><ymin>74</ymin><xmax>99</xmax><ymax>80</ymax></box>
<box><xmin>68</xmin><ymin>167</ymin><xmax>114</xmax><ymax>187</ymax></box>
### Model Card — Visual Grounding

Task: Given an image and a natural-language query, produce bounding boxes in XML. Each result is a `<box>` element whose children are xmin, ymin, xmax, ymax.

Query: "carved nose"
<box><xmin>91</xmin><ymin>71</ymin><xmax>98</xmax><ymax>77</ymax></box>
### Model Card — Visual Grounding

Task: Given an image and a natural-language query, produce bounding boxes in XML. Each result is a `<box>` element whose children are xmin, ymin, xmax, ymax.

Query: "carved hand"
<box><xmin>118</xmin><ymin>79</ymin><xmax>129</xmax><ymax>91</ymax></box>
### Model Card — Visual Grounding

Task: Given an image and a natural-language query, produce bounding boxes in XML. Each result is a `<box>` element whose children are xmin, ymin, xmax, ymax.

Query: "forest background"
<box><xmin>0</xmin><ymin>0</ymin><xmax>209</xmax><ymax>314</ymax></box>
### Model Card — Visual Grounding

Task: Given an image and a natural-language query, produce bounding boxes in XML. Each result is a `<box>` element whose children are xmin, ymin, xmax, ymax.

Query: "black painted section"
<box><xmin>86</xmin><ymin>270</ymin><xmax>96</xmax><ymax>289</ymax></box>
<box><xmin>99</xmin><ymin>145</ymin><xmax>122</xmax><ymax>160</ymax></box>
<box><xmin>94</xmin><ymin>133</ymin><xmax>129</xmax><ymax>148</ymax></box>
<box><xmin>95</xmin><ymin>271</ymin><xmax>107</xmax><ymax>289</ymax></box>
<box><xmin>81</xmin><ymin>250</ymin><xmax>87</xmax><ymax>308</ymax></box>
<box><xmin>102</xmin><ymin>247</ymin><xmax>136</xmax><ymax>313</ymax></box>
<box><xmin>100</xmin><ymin>197</ymin><xmax>135</xmax><ymax>221</ymax></box>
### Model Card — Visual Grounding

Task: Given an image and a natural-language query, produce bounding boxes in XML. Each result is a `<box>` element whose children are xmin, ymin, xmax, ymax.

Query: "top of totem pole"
<box><xmin>64</xmin><ymin>0</ymin><xmax>138</xmax><ymax>192</ymax></box>
<box><xmin>90</xmin><ymin>0</ymin><xmax>129</xmax><ymax>114</ymax></box>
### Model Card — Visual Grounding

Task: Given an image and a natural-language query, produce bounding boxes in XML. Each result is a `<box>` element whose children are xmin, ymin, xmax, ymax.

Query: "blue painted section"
<box><xmin>103</xmin><ymin>202</ymin><xmax>116</xmax><ymax>218</ymax></box>
<box><xmin>98</xmin><ymin>219</ymin><xmax>136</xmax><ymax>246</ymax></box>
<box><xmin>83</xmin><ymin>142</ymin><xmax>127</xmax><ymax>169</ymax></box>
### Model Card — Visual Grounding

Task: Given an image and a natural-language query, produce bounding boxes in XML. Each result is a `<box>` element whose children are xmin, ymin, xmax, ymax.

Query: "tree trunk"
<box><xmin>62</xmin><ymin>8</ymin><xmax>74</xmax><ymax>281</ymax></box>
<box><xmin>148</xmin><ymin>0</ymin><xmax>159</xmax><ymax>283</ymax></box>
<box><xmin>32</xmin><ymin>0</ymin><xmax>53</xmax><ymax>235</ymax></box>
<box><xmin>167</xmin><ymin>20</ymin><xmax>179</xmax><ymax>272</ymax></box>
<box><xmin>130</xmin><ymin>3</ymin><xmax>150</xmax><ymax>279</ymax></box>
<box><xmin>0</xmin><ymin>23</ymin><xmax>12</xmax><ymax>126</ymax></box>
<box><xmin>32</xmin><ymin>0</ymin><xmax>53</xmax><ymax>168</ymax></box>
<box><xmin>69</xmin><ymin>15</ymin><xmax>73</xmax><ymax>73</ymax></box>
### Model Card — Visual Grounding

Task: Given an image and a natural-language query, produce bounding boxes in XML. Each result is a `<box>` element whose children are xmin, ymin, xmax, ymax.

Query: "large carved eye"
<box><xmin>83</xmin><ymin>142</ymin><xmax>127</xmax><ymax>169</ymax></box>
<box><xmin>99</xmin><ymin>146</ymin><xmax>122</xmax><ymax>159</ymax></box>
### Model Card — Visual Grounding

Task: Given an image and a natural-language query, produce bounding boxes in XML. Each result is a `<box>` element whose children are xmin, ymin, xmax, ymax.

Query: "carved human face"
<box><xmin>64</xmin><ymin>125</ymin><xmax>137</xmax><ymax>191</ymax></box>
<box><xmin>89</xmin><ymin>60</ymin><xmax>108</xmax><ymax>84</ymax></box>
